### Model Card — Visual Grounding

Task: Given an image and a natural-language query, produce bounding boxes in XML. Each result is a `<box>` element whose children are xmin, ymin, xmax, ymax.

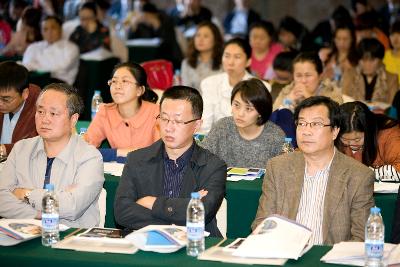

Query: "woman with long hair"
<box><xmin>181</xmin><ymin>21</ymin><xmax>223</xmax><ymax>89</ymax></box>
<box><xmin>84</xmin><ymin>62</ymin><xmax>159</xmax><ymax>161</ymax></box>
<box><xmin>336</xmin><ymin>101</ymin><xmax>400</xmax><ymax>181</ymax></box>
<box><xmin>323</xmin><ymin>24</ymin><xmax>359</xmax><ymax>84</ymax></box>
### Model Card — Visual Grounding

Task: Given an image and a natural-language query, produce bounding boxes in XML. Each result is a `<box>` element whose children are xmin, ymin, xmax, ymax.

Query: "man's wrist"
<box><xmin>23</xmin><ymin>190</ymin><xmax>32</xmax><ymax>204</ymax></box>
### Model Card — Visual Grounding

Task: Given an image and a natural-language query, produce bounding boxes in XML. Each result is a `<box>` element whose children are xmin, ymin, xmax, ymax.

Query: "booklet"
<box><xmin>0</xmin><ymin>218</ymin><xmax>69</xmax><ymax>246</ymax></box>
<box><xmin>227</xmin><ymin>167</ymin><xmax>266</xmax><ymax>181</ymax></box>
<box><xmin>232</xmin><ymin>215</ymin><xmax>312</xmax><ymax>259</ymax></box>
<box><xmin>320</xmin><ymin>241</ymin><xmax>400</xmax><ymax>266</ymax></box>
<box><xmin>52</xmin><ymin>227</ymin><xmax>138</xmax><ymax>254</ymax></box>
<box><xmin>198</xmin><ymin>239</ymin><xmax>287</xmax><ymax>266</ymax></box>
<box><xmin>125</xmin><ymin>225</ymin><xmax>191</xmax><ymax>253</ymax></box>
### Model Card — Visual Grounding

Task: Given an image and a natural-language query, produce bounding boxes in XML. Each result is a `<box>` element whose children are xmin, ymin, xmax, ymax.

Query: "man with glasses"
<box><xmin>0</xmin><ymin>61</ymin><xmax>40</xmax><ymax>158</ymax></box>
<box><xmin>252</xmin><ymin>96</ymin><xmax>374</xmax><ymax>245</ymax></box>
<box><xmin>114</xmin><ymin>86</ymin><xmax>226</xmax><ymax>237</ymax></box>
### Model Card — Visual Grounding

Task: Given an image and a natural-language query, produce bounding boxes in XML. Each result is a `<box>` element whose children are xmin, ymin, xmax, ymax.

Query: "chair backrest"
<box><xmin>216</xmin><ymin>198</ymin><xmax>227</xmax><ymax>238</ymax></box>
<box><xmin>141</xmin><ymin>59</ymin><xmax>173</xmax><ymax>90</ymax></box>
<box><xmin>98</xmin><ymin>188</ymin><xmax>107</xmax><ymax>228</ymax></box>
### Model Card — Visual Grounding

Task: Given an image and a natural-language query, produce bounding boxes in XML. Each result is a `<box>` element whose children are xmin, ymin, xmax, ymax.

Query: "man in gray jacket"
<box><xmin>0</xmin><ymin>83</ymin><xmax>104</xmax><ymax>228</ymax></box>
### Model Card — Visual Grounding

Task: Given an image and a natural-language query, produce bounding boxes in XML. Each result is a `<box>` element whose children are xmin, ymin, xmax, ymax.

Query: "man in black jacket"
<box><xmin>114</xmin><ymin>86</ymin><xmax>226</xmax><ymax>237</ymax></box>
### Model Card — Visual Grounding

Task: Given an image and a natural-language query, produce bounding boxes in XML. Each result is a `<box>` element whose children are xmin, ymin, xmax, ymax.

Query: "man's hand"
<box><xmin>136</xmin><ymin>196</ymin><xmax>157</xmax><ymax>210</ymax></box>
<box><xmin>12</xmin><ymin>188</ymin><xmax>31</xmax><ymax>200</ymax></box>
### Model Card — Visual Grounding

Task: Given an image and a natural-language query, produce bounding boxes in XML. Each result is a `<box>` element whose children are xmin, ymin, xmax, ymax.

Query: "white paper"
<box><xmin>80</xmin><ymin>47</ymin><xmax>114</xmax><ymax>60</ymax></box>
<box><xmin>199</xmin><ymin>245</ymin><xmax>287</xmax><ymax>265</ymax></box>
<box><xmin>374</xmin><ymin>182</ymin><xmax>399</xmax><ymax>193</ymax></box>
<box><xmin>0</xmin><ymin>219</ymin><xmax>69</xmax><ymax>246</ymax></box>
<box><xmin>233</xmin><ymin>215</ymin><xmax>312</xmax><ymax>259</ymax></box>
<box><xmin>320</xmin><ymin>241</ymin><xmax>400</xmax><ymax>266</ymax></box>
<box><xmin>104</xmin><ymin>162</ymin><xmax>125</xmax><ymax>176</ymax></box>
<box><xmin>125</xmin><ymin>38</ymin><xmax>161</xmax><ymax>47</ymax></box>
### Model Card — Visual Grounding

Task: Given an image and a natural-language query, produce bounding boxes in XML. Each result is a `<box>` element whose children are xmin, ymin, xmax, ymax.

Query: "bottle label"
<box><xmin>42</xmin><ymin>213</ymin><xmax>59</xmax><ymax>231</ymax></box>
<box><xmin>365</xmin><ymin>240</ymin><xmax>384</xmax><ymax>258</ymax></box>
<box><xmin>186</xmin><ymin>222</ymin><xmax>204</xmax><ymax>241</ymax></box>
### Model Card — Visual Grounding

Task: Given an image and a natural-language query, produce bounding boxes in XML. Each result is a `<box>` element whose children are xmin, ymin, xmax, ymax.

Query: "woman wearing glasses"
<box><xmin>336</xmin><ymin>101</ymin><xmax>400</xmax><ymax>181</ymax></box>
<box><xmin>201</xmin><ymin>78</ymin><xmax>285</xmax><ymax>169</ymax></box>
<box><xmin>273</xmin><ymin>51</ymin><xmax>343</xmax><ymax>112</ymax></box>
<box><xmin>84</xmin><ymin>62</ymin><xmax>159</xmax><ymax>161</ymax></box>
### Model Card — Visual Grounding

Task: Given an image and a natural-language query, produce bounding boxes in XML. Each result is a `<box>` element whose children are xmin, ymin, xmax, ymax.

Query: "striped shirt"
<box><xmin>162</xmin><ymin>143</ymin><xmax>194</xmax><ymax>198</ymax></box>
<box><xmin>296</xmin><ymin>149</ymin><xmax>335</xmax><ymax>245</ymax></box>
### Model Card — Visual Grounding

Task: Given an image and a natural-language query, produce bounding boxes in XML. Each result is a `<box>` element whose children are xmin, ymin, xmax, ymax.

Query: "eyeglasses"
<box><xmin>107</xmin><ymin>79</ymin><xmax>137</xmax><ymax>88</ymax></box>
<box><xmin>0</xmin><ymin>95</ymin><xmax>17</xmax><ymax>104</ymax></box>
<box><xmin>296</xmin><ymin>120</ymin><xmax>331</xmax><ymax>129</ymax></box>
<box><xmin>156</xmin><ymin>115</ymin><xmax>200</xmax><ymax>126</ymax></box>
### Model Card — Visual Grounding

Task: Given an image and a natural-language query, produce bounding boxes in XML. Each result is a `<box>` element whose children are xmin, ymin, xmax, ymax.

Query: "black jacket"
<box><xmin>114</xmin><ymin>139</ymin><xmax>227</xmax><ymax>237</ymax></box>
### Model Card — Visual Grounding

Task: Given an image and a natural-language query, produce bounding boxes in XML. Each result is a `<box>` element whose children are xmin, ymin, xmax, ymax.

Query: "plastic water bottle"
<box><xmin>173</xmin><ymin>70</ymin><xmax>182</xmax><ymax>86</ymax></box>
<box><xmin>281</xmin><ymin>137</ymin><xmax>294</xmax><ymax>154</ymax></box>
<box><xmin>186</xmin><ymin>192</ymin><xmax>205</xmax><ymax>257</ymax></box>
<box><xmin>365</xmin><ymin>206</ymin><xmax>385</xmax><ymax>267</ymax></box>
<box><xmin>78</xmin><ymin>127</ymin><xmax>87</xmax><ymax>137</ymax></box>
<box><xmin>91</xmin><ymin>90</ymin><xmax>103</xmax><ymax>120</ymax></box>
<box><xmin>42</xmin><ymin>184</ymin><xmax>60</xmax><ymax>246</ymax></box>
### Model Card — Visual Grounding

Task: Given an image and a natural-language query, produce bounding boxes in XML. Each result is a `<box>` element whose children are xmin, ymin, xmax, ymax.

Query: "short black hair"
<box><xmin>294</xmin><ymin>96</ymin><xmax>341</xmax><ymax>129</ymax></box>
<box><xmin>80</xmin><ymin>1</ymin><xmax>97</xmax><ymax>16</ymax></box>
<box><xmin>40</xmin><ymin>83</ymin><xmax>84</xmax><ymax>117</ymax></box>
<box><xmin>358</xmin><ymin>38</ymin><xmax>385</xmax><ymax>60</ymax></box>
<box><xmin>224</xmin><ymin>37</ymin><xmax>252</xmax><ymax>59</ymax></box>
<box><xmin>231</xmin><ymin>78</ymin><xmax>272</xmax><ymax>125</ymax></box>
<box><xmin>292</xmin><ymin>51</ymin><xmax>323</xmax><ymax>74</ymax></box>
<box><xmin>249</xmin><ymin>20</ymin><xmax>276</xmax><ymax>39</ymax></box>
<box><xmin>0</xmin><ymin>61</ymin><xmax>29</xmax><ymax>94</ymax></box>
<box><xmin>42</xmin><ymin>15</ymin><xmax>63</xmax><ymax>27</ymax></box>
<box><xmin>391</xmin><ymin>20</ymin><xmax>400</xmax><ymax>35</ymax></box>
<box><xmin>273</xmin><ymin>51</ymin><xmax>298</xmax><ymax>72</ymax></box>
<box><xmin>160</xmin><ymin>86</ymin><xmax>203</xmax><ymax>118</ymax></box>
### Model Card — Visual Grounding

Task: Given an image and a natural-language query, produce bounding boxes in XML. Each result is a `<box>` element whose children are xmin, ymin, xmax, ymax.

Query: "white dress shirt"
<box><xmin>22</xmin><ymin>39</ymin><xmax>80</xmax><ymax>85</ymax></box>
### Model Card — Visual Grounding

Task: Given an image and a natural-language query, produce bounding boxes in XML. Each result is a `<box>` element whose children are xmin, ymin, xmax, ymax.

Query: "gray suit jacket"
<box><xmin>252</xmin><ymin>150</ymin><xmax>374</xmax><ymax>245</ymax></box>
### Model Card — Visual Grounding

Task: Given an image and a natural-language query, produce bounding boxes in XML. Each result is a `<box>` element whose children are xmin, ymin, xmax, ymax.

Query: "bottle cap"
<box><xmin>94</xmin><ymin>90</ymin><xmax>101</xmax><ymax>95</ymax></box>
<box><xmin>370</xmin><ymin>206</ymin><xmax>381</xmax><ymax>213</ymax></box>
<box><xmin>191</xmin><ymin>192</ymin><xmax>200</xmax><ymax>199</ymax></box>
<box><xmin>284</xmin><ymin>137</ymin><xmax>292</xmax><ymax>142</ymax></box>
<box><xmin>45</xmin><ymin>184</ymin><xmax>54</xmax><ymax>191</ymax></box>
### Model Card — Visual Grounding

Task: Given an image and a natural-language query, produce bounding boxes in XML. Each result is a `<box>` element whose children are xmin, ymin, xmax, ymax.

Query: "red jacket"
<box><xmin>0</xmin><ymin>84</ymin><xmax>40</xmax><ymax>154</ymax></box>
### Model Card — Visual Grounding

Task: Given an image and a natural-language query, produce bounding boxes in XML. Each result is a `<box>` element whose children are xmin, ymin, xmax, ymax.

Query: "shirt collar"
<box><xmin>30</xmin><ymin>135</ymin><xmax>76</xmax><ymax>164</ymax></box>
<box><xmin>109</xmin><ymin>102</ymin><xmax>151</xmax><ymax>129</ymax></box>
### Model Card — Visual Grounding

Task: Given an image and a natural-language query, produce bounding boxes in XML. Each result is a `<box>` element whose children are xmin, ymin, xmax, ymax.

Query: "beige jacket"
<box><xmin>273</xmin><ymin>79</ymin><xmax>344</xmax><ymax>111</ymax></box>
<box><xmin>252</xmin><ymin>150</ymin><xmax>374</xmax><ymax>245</ymax></box>
<box><xmin>341</xmin><ymin>65</ymin><xmax>399</xmax><ymax>104</ymax></box>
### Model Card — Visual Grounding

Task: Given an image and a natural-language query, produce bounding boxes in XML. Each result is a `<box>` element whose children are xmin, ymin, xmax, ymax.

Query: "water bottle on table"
<box><xmin>365</xmin><ymin>206</ymin><xmax>384</xmax><ymax>267</ymax></box>
<box><xmin>42</xmin><ymin>184</ymin><xmax>60</xmax><ymax>246</ymax></box>
<box><xmin>91</xmin><ymin>90</ymin><xmax>103</xmax><ymax>120</ymax></box>
<box><xmin>186</xmin><ymin>192</ymin><xmax>205</xmax><ymax>256</ymax></box>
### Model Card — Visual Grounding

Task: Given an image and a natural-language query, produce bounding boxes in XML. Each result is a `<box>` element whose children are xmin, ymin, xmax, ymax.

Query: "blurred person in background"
<box><xmin>249</xmin><ymin>20</ymin><xmax>283</xmax><ymax>79</ymax></box>
<box><xmin>342</xmin><ymin>38</ymin><xmax>398</xmax><ymax>106</ymax></box>
<box><xmin>273</xmin><ymin>52</ymin><xmax>343</xmax><ymax>112</ymax></box>
<box><xmin>181</xmin><ymin>21</ymin><xmax>223</xmax><ymax>89</ymax></box>
<box><xmin>1</xmin><ymin>6</ymin><xmax>42</xmax><ymax>56</ymax></box>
